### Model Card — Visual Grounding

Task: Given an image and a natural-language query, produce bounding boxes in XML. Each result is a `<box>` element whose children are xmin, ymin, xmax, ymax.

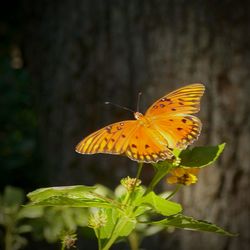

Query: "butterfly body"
<box><xmin>134</xmin><ymin>112</ymin><xmax>151</xmax><ymax>126</ymax></box>
<box><xmin>76</xmin><ymin>84</ymin><xmax>205</xmax><ymax>163</ymax></box>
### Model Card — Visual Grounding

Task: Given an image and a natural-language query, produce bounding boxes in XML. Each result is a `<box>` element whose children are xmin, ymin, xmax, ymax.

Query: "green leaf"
<box><xmin>179</xmin><ymin>143</ymin><xmax>226</xmax><ymax>168</ymax></box>
<box><xmin>151</xmin><ymin>214</ymin><xmax>236</xmax><ymax>236</ymax></box>
<box><xmin>117</xmin><ymin>217</ymin><xmax>136</xmax><ymax>237</ymax></box>
<box><xmin>129</xmin><ymin>186</ymin><xmax>145</xmax><ymax>204</ymax></box>
<box><xmin>26</xmin><ymin>185</ymin><xmax>120</xmax><ymax>209</ymax></box>
<box><xmin>27</xmin><ymin>185</ymin><xmax>96</xmax><ymax>202</ymax></box>
<box><xmin>173</xmin><ymin>148</ymin><xmax>182</xmax><ymax>157</ymax></box>
<box><xmin>99</xmin><ymin>209</ymin><xmax>117</xmax><ymax>239</ymax></box>
<box><xmin>152</xmin><ymin>160</ymin><xmax>174</xmax><ymax>171</ymax></box>
<box><xmin>136</xmin><ymin>192</ymin><xmax>182</xmax><ymax>216</ymax></box>
<box><xmin>17</xmin><ymin>206</ymin><xmax>44</xmax><ymax>219</ymax></box>
<box><xmin>39</xmin><ymin>207</ymin><xmax>88</xmax><ymax>242</ymax></box>
<box><xmin>99</xmin><ymin>208</ymin><xmax>136</xmax><ymax>239</ymax></box>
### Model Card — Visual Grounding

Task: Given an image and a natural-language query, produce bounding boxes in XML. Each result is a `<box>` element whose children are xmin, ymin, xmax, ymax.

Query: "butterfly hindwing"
<box><xmin>152</xmin><ymin>115</ymin><xmax>202</xmax><ymax>150</ymax></box>
<box><xmin>145</xmin><ymin>83</ymin><xmax>205</xmax><ymax>117</ymax></box>
<box><xmin>124</xmin><ymin>125</ymin><xmax>173</xmax><ymax>163</ymax></box>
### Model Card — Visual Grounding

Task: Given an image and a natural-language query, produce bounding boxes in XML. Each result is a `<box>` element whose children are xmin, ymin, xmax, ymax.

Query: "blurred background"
<box><xmin>0</xmin><ymin>0</ymin><xmax>249</xmax><ymax>249</ymax></box>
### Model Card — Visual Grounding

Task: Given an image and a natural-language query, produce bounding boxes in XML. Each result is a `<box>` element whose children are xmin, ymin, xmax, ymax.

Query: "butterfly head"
<box><xmin>134</xmin><ymin>111</ymin><xmax>144</xmax><ymax>120</ymax></box>
<box><xmin>134</xmin><ymin>112</ymin><xmax>152</xmax><ymax>127</ymax></box>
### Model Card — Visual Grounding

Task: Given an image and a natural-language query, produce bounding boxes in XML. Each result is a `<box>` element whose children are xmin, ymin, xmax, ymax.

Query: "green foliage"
<box><xmin>149</xmin><ymin>161</ymin><xmax>174</xmax><ymax>192</ymax></box>
<box><xmin>136</xmin><ymin>191</ymin><xmax>182</xmax><ymax>216</ymax></box>
<box><xmin>27</xmin><ymin>185</ymin><xmax>121</xmax><ymax>209</ymax></box>
<box><xmin>0</xmin><ymin>186</ymin><xmax>38</xmax><ymax>250</ymax></box>
<box><xmin>98</xmin><ymin>208</ymin><xmax>136</xmax><ymax>239</ymax></box>
<box><xmin>150</xmin><ymin>214</ymin><xmax>236</xmax><ymax>236</ymax></box>
<box><xmin>25</xmin><ymin>144</ymin><xmax>236</xmax><ymax>250</ymax></box>
<box><xmin>0</xmin><ymin>186</ymin><xmax>89</xmax><ymax>250</ymax></box>
<box><xmin>30</xmin><ymin>206</ymin><xmax>88</xmax><ymax>243</ymax></box>
<box><xmin>179</xmin><ymin>143</ymin><xmax>225</xmax><ymax>168</ymax></box>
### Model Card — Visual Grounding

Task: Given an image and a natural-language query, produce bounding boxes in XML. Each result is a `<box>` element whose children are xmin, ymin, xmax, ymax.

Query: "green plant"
<box><xmin>0</xmin><ymin>186</ymin><xmax>40</xmax><ymax>250</ymax></box>
<box><xmin>0</xmin><ymin>186</ymin><xmax>89</xmax><ymax>250</ymax></box>
<box><xmin>26</xmin><ymin>143</ymin><xmax>236</xmax><ymax>250</ymax></box>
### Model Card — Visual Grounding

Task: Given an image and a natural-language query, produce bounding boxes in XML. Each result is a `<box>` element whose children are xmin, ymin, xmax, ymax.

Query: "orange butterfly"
<box><xmin>76</xmin><ymin>83</ymin><xmax>205</xmax><ymax>163</ymax></box>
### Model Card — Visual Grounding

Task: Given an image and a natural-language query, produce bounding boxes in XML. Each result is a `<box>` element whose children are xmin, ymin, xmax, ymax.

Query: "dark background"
<box><xmin>0</xmin><ymin>0</ymin><xmax>249</xmax><ymax>249</ymax></box>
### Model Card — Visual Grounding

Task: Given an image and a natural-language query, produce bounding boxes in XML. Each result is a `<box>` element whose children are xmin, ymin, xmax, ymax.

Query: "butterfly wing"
<box><xmin>145</xmin><ymin>83</ymin><xmax>205</xmax><ymax>117</ymax></box>
<box><xmin>76</xmin><ymin>84</ymin><xmax>205</xmax><ymax>162</ymax></box>
<box><xmin>145</xmin><ymin>83</ymin><xmax>205</xmax><ymax>150</ymax></box>
<box><xmin>123</xmin><ymin>125</ymin><xmax>173</xmax><ymax>163</ymax></box>
<box><xmin>75</xmin><ymin>120</ymin><xmax>138</xmax><ymax>155</ymax></box>
<box><xmin>151</xmin><ymin>115</ymin><xmax>201</xmax><ymax>149</ymax></box>
<box><xmin>76</xmin><ymin>120</ymin><xmax>173</xmax><ymax>163</ymax></box>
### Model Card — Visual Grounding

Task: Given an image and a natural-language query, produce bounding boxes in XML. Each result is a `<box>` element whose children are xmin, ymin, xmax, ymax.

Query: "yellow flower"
<box><xmin>167</xmin><ymin>168</ymin><xmax>199</xmax><ymax>186</ymax></box>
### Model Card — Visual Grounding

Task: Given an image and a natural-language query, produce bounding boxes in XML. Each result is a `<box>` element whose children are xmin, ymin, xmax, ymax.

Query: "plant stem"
<box><xmin>122</xmin><ymin>162</ymin><xmax>143</xmax><ymax>206</ymax></box>
<box><xmin>96</xmin><ymin>229</ymin><xmax>102</xmax><ymax>250</ymax></box>
<box><xmin>5</xmin><ymin>226</ymin><xmax>12</xmax><ymax>250</ymax></box>
<box><xmin>102</xmin><ymin>219</ymin><xmax>127</xmax><ymax>250</ymax></box>
<box><xmin>135</xmin><ymin>162</ymin><xmax>143</xmax><ymax>181</ymax></box>
<box><xmin>166</xmin><ymin>184</ymin><xmax>181</xmax><ymax>200</ymax></box>
<box><xmin>61</xmin><ymin>242</ymin><xmax>65</xmax><ymax>250</ymax></box>
<box><xmin>144</xmin><ymin>162</ymin><xmax>173</xmax><ymax>195</ymax></box>
<box><xmin>145</xmin><ymin>181</ymin><xmax>154</xmax><ymax>195</ymax></box>
<box><xmin>130</xmin><ymin>162</ymin><xmax>143</xmax><ymax>198</ymax></box>
<box><xmin>102</xmin><ymin>163</ymin><xmax>143</xmax><ymax>250</ymax></box>
<box><xmin>128</xmin><ymin>232</ymin><xmax>139</xmax><ymax>250</ymax></box>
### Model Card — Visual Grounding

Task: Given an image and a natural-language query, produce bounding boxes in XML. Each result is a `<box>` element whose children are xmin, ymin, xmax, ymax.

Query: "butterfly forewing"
<box><xmin>76</xmin><ymin>121</ymin><xmax>138</xmax><ymax>155</ymax></box>
<box><xmin>144</xmin><ymin>83</ymin><xmax>204</xmax><ymax>150</ymax></box>
<box><xmin>145</xmin><ymin>83</ymin><xmax>205</xmax><ymax>117</ymax></box>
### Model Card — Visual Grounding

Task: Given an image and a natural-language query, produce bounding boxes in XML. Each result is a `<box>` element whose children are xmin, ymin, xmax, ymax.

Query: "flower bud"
<box><xmin>121</xmin><ymin>176</ymin><xmax>141</xmax><ymax>192</ymax></box>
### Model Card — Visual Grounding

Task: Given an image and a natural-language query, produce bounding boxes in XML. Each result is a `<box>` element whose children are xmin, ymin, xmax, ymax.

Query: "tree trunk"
<box><xmin>22</xmin><ymin>0</ymin><xmax>250</xmax><ymax>249</ymax></box>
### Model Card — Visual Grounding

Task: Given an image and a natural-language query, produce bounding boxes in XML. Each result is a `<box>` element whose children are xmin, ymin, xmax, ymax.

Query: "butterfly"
<box><xmin>75</xmin><ymin>83</ymin><xmax>205</xmax><ymax>163</ymax></box>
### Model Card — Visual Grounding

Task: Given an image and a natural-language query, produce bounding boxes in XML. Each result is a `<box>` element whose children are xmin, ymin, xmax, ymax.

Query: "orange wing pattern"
<box><xmin>145</xmin><ymin>83</ymin><xmax>205</xmax><ymax>117</ymax></box>
<box><xmin>145</xmin><ymin>83</ymin><xmax>204</xmax><ymax>151</ymax></box>
<box><xmin>123</xmin><ymin>125</ymin><xmax>173</xmax><ymax>162</ymax></box>
<box><xmin>75</xmin><ymin>120</ymin><xmax>174</xmax><ymax>163</ymax></box>
<box><xmin>76</xmin><ymin>120</ymin><xmax>173</xmax><ymax>163</ymax></box>
<box><xmin>151</xmin><ymin>115</ymin><xmax>201</xmax><ymax>150</ymax></box>
<box><xmin>76</xmin><ymin>121</ymin><xmax>137</xmax><ymax>155</ymax></box>
<box><xmin>76</xmin><ymin>83</ymin><xmax>205</xmax><ymax>163</ymax></box>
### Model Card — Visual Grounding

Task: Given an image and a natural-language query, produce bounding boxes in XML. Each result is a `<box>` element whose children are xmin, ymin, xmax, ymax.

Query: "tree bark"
<box><xmin>22</xmin><ymin>0</ymin><xmax>250</xmax><ymax>249</ymax></box>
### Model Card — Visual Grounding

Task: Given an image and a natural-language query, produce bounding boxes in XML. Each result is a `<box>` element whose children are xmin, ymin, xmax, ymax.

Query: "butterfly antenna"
<box><xmin>136</xmin><ymin>92</ymin><xmax>142</xmax><ymax>112</ymax></box>
<box><xmin>104</xmin><ymin>102</ymin><xmax>135</xmax><ymax>113</ymax></box>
